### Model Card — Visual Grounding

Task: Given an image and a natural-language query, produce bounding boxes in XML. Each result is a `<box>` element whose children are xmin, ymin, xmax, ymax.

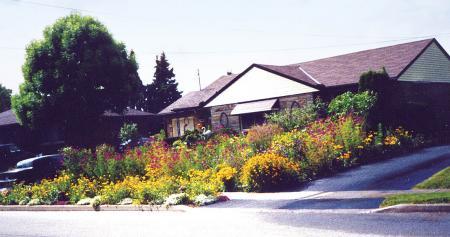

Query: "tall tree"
<box><xmin>140</xmin><ymin>53</ymin><xmax>182</xmax><ymax>113</ymax></box>
<box><xmin>12</xmin><ymin>14</ymin><xmax>142</xmax><ymax>146</ymax></box>
<box><xmin>0</xmin><ymin>84</ymin><xmax>12</xmax><ymax>112</ymax></box>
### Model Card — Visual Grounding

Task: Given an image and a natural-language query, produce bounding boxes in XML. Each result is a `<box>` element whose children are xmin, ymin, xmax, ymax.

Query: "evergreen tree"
<box><xmin>0</xmin><ymin>83</ymin><xmax>12</xmax><ymax>112</ymax></box>
<box><xmin>140</xmin><ymin>53</ymin><xmax>182</xmax><ymax>113</ymax></box>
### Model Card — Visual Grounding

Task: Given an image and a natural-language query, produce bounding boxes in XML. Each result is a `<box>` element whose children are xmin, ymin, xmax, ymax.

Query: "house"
<box><xmin>0</xmin><ymin>108</ymin><xmax>158</xmax><ymax>152</ymax></box>
<box><xmin>158</xmin><ymin>73</ymin><xmax>237</xmax><ymax>138</ymax></box>
<box><xmin>206</xmin><ymin>38</ymin><xmax>450</xmax><ymax>131</ymax></box>
<box><xmin>160</xmin><ymin>38</ymin><xmax>450</xmax><ymax>136</ymax></box>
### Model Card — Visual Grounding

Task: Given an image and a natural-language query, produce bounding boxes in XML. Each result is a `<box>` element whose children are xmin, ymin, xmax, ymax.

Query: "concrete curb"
<box><xmin>0</xmin><ymin>204</ymin><xmax>192</xmax><ymax>212</ymax></box>
<box><xmin>371</xmin><ymin>204</ymin><xmax>450</xmax><ymax>213</ymax></box>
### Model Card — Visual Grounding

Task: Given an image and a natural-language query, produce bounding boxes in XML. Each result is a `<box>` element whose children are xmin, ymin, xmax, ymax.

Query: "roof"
<box><xmin>0</xmin><ymin>108</ymin><xmax>153</xmax><ymax>127</ymax></box>
<box><xmin>256</xmin><ymin>38</ymin><xmax>435</xmax><ymax>87</ymax></box>
<box><xmin>0</xmin><ymin>110</ymin><xmax>18</xmax><ymax>127</ymax></box>
<box><xmin>103</xmin><ymin>108</ymin><xmax>155</xmax><ymax>117</ymax></box>
<box><xmin>159</xmin><ymin>73</ymin><xmax>237</xmax><ymax>115</ymax></box>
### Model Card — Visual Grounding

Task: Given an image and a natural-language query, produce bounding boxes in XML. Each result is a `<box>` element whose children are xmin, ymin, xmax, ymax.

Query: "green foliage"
<box><xmin>62</xmin><ymin>144</ymin><xmax>148</xmax><ymax>182</ymax></box>
<box><xmin>415</xmin><ymin>167</ymin><xmax>450</xmax><ymax>189</ymax></box>
<box><xmin>358</xmin><ymin>68</ymin><xmax>396</xmax><ymax>129</ymax></box>
<box><xmin>119</xmin><ymin>123</ymin><xmax>139</xmax><ymax>143</ymax></box>
<box><xmin>0</xmin><ymin>83</ymin><xmax>12</xmax><ymax>112</ymax></box>
<box><xmin>12</xmin><ymin>14</ymin><xmax>142</xmax><ymax>145</ymax></box>
<box><xmin>181</xmin><ymin>129</ymin><xmax>203</xmax><ymax>146</ymax></box>
<box><xmin>327</xmin><ymin>91</ymin><xmax>377</xmax><ymax>118</ymax></box>
<box><xmin>266</xmin><ymin>99</ymin><xmax>325</xmax><ymax>131</ymax></box>
<box><xmin>139</xmin><ymin>52</ymin><xmax>182</xmax><ymax>113</ymax></box>
<box><xmin>358</xmin><ymin>67</ymin><xmax>390</xmax><ymax>93</ymax></box>
<box><xmin>240</xmin><ymin>153</ymin><xmax>300</xmax><ymax>192</ymax></box>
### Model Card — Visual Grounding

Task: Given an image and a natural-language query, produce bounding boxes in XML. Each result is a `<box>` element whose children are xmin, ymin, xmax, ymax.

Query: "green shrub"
<box><xmin>240</xmin><ymin>153</ymin><xmax>300</xmax><ymax>192</ymax></box>
<box><xmin>266</xmin><ymin>99</ymin><xmax>325</xmax><ymax>131</ymax></box>
<box><xmin>246</xmin><ymin>123</ymin><xmax>283</xmax><ymax>153</ymax></box>
<box><xmin>119</xmin><ymin>123</ymin><xmax>139</xmax><ymax>143</ymax></box>
<box><xmin>328</xmin><ymin>91</ymin><xmax>376</xmax><ymax>118</ymax></box>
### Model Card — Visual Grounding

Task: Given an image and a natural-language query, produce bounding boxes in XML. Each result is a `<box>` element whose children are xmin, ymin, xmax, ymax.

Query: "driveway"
<box><xmin>208</xmin><ymin>145</ymin><xmax>450</xmax><ymax>210</ymax></box>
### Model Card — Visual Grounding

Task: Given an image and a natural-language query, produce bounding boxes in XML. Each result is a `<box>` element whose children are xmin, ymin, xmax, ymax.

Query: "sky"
<box><xmin>0</xmin><ymin>0</ymin><xmax>450</xmax><ymax>95</ymax></box>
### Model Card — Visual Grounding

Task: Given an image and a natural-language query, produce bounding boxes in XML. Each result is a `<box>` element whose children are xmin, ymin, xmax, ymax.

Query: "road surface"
<box><xmin>211</xmin><ymin>145</ymin><xmax>450</xmax><ymax>209</ymax></box>
<box><xmin>0</xmin><ymin>146</ymin><xmax>449</xmax><ymax>236</ymax></box>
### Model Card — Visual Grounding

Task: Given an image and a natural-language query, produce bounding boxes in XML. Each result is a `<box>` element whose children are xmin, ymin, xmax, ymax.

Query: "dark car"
<box><xmin>0</xmin><ymin>143</ymin><xmax>31</xmax><ymax>172</ymax></box>
<box><xmin>0</xmin><ymin>154</ymin><xmax>64</xmax><ymax>188</ymax></box>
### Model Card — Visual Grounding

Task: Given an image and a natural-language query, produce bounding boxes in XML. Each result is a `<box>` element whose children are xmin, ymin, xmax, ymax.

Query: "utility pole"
<box><xmin>197</xmin><ymin>68</ymin><xmax>202</xmax><ymax>91</ymax></box>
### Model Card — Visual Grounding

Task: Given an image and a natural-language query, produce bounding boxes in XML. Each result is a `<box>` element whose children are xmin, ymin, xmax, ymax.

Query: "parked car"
<box><xmin>0</xmin><ymin>143</ymin><xmax>31</xmax><ymax>172</ymax></box>
<box><xmin>0</xmin><ymin>154</ymin><xmax>63</xmax><ymax>188</ymax></box>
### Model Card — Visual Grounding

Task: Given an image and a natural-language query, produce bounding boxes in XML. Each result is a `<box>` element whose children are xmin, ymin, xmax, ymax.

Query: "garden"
<box><xmin>0</xmin><ymin>90</ymin><xmax>426</xmax><ymax>207</ymax></box>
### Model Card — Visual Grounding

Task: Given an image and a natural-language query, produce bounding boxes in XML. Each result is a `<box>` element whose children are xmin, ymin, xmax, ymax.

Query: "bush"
<box><xmin>328</xmin><ymin>91</ymin><xmax>376</xmax><ymax>118</ymax></box>
<box><xmin>270</xmin><ymin>130</ymin><xmax>303</xmax><ymax>161</ymax></box>
<box><xmin>246</xmin><ymin>123</ymin><xmax>283</xmax><ymax>153</ymax></box>
<box><xmin>266</xmin><ymin>99</ymin><xmax>325</xmax><ymax>131</ymax></box>
<box><xmin>240</xmin><ymin>153</ymin><xmax>300</xmax><ymax>192</ymax></box>
<box><xmin>119</xmin><ymin>123</ymin><xmax>139</xmax><ymax>143</ymax></box>
<box><xmin>180</xmin><ymin>169</ymin><xmax>223</xmax><ymax>200</ymax></box>
<box><xmin>215</xmin><ymin>164</ymin><xmax>238</xmax><ymax>191</ymax></box>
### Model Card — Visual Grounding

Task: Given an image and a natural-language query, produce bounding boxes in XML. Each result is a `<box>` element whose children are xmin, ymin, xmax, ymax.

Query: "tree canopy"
<box><xmin>0</xmin><ymin>84</ymin><xmax>12</xmax><ymax>112</ymax></box>
<box><xmin>139</xmin><ymin>53</ymin><xmax>182</xmax><ymax>113</ymax></box>
<box><xmin>12</xmin><ymin>14</ymin><xmax>142</xmax><ymax>145</ymax></box>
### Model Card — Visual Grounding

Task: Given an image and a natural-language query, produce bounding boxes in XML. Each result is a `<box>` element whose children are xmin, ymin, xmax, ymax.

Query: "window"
<box><xmin>240</xmin><ymin>112</ymin><xmax>266</xmax><ymax>130</ymax></box>
<box><xmin>168</xmin><ymin>116</ymin><xmax>196</xmax><ymax>137</ymax></box>
<box><xmin>219</xmin><ymin>112</ymin><xmax>229</xmax><ymax>128</ymax></box>
<box><xmin>290</xmin><ymin>101</ymin><xmax>300</xmax><ymax>111</ymax></box>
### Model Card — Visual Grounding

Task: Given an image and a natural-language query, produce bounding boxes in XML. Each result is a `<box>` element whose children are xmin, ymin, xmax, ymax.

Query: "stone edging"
<box><xmin>371</xmin><ymin>204</ymin><xmax>450</xmax><ymax>213</ymax></box>
<box><xmin>0</xmin><ymin>204</ymin><xmax>192</xmax><ymax>212</ymax></box>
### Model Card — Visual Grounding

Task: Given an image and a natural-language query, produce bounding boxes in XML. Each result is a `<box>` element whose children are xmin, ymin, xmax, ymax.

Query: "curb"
<box><xmin>371</xmin><ymin>204</ymin><xmax>450</xmax><ymax>213</ymax></box>
<box><xmin>0</xmin><ymin>204</ymin><xmax>192</xmax><ymax>212</ymax></box>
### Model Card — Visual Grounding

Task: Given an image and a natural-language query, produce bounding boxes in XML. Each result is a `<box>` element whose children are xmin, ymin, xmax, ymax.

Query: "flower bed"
<box><xmin>1</xmin><ymin>93</ymin><xmax>426</xmax><ymax>205</ymax></box>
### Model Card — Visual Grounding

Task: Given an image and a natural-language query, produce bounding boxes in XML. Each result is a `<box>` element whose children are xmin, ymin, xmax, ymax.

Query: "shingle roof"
<box><xmin>0</xmin><ymin>108</ymin><xmax>154</xmax><ymax>127</ymax></box>
<box><xmin>0</xmin><ymin>110</ymin><xmax>19</xmax><ymax>127</ymax></box>
<box><xmin>159</xmin><ymin>74</ymin><xmax>237</xmax><ymax>115</ymax></box>
<box><xmin>259</xmin><ymin>38</ymin><xmax>434</xmax><ymax>87</ymax></box>
<box><xmin>103</xmin><ymin>108</ymin><xmax>155</xmax><ymax>117</ymax></box>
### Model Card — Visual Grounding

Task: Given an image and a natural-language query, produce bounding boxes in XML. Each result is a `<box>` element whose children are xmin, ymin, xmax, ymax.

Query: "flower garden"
<box><xmin>0</xmin><ymin>92</ymin><xmax>426</xmax><ymax>206</ymax></box>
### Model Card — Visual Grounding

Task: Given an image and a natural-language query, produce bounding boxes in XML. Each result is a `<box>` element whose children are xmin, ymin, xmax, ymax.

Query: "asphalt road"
<box><xmin>210</xmin><ymin>145</ymin><xmax>450</xmax><ymax>210</ymax></box>
<box><xmin>0</xmin><ymin>146</ymin><xmax>449</xmax><ymax>237</ymax></box>
<box><xmin>0</xmin><ymin>209</ymin><xmax>449</xmax><ymax>237</ymax></box>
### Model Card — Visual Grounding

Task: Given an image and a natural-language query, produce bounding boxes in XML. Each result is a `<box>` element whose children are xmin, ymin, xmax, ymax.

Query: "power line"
<box><xmin>1</xmin><ymin>34</ymin><xmax>449</xmax><ymax>55</ymax></box>
<box><xmin>7</xmin><ymin>0</ymin><xmax>107</xmax><ymax>14</ymax></box>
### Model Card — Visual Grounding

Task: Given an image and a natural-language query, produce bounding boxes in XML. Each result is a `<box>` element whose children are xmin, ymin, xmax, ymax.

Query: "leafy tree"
<box><xmin>139</xmin><ymin>53</ymin><xmax>182</xmax><ymax>113</ymax></box>
<box><xmin>0</xmin><ymin>84</ymin><xmax>12</xmax><ymax>112</ymax></box>
<box><xmin>12</xmin><ymin>14</ymin><xmax>142</xmax><ymax>145</ymax></box>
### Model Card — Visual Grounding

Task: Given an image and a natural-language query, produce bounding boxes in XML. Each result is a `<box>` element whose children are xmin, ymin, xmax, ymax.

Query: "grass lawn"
<box><xmin>380</xmin><ymin>192</ymin><xmax>450</xmax><ymax>207</ymax></box>
<box><xmin>414</xmin><ymin>166</ymin><xmax>450</xmax><ymax>189</ymax></box>
<box><xmin>380</xmin><ymin>166</ymin><xmax>450</xmax><ymax>207</ymax></box>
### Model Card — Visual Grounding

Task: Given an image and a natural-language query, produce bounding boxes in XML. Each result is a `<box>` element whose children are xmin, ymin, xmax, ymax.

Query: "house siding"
<box><xmin>278</xmin><ymin>93</ymin><xmax>314</xmax><ymax>110</ymax></box>
<box><xmin>206</xmin><ymin>67</ymin><xmax>318</xmax><ymax>107</ymax></box>
<box><xmin>210</xmin><ymin>93</ymin><xmax>314</xmax><ymax>132</ymax></box>
<box><xmin>398</xmin><ymin>42</ymin><xmax>450</xmax><ymax>83</ymax></box>
<box><xmin>210</xmin><ymin>104</ymin><xmax>240</xmax><ymax>131</ymax></box>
